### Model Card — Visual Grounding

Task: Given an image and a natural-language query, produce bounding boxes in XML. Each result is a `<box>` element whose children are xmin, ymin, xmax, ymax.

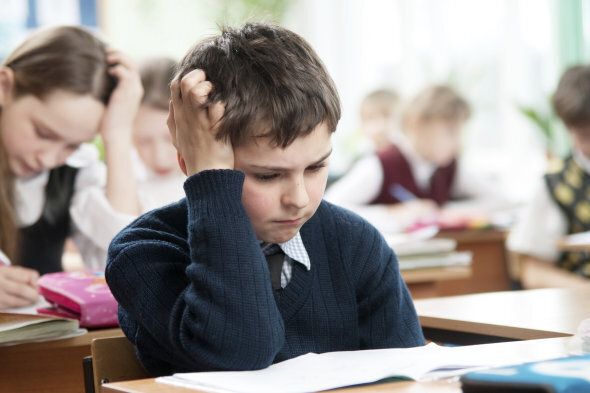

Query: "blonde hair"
<box><xmin>361</xmin><ymin>88</ymin><xmax>400</xmax><ymax>118</ymax></box>
<box><xmin>403</xmin><ymin>85</ymin><xmax>470</xmax><ymax>127</ymax></box>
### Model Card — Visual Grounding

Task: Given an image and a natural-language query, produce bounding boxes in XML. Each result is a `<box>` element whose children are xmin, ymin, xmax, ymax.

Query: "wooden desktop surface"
<box><xmin>415</xmin><ymin>287</ymin><xmax>590</xmax><ymax>344</ymax></box>
<box><xmin>101</xmin><ymin>337</ymin><xmax>573</xmax><ymax>393</ymax></box>
<box><xmin>0</xmin><ymin>327</ymin><xmax>123</xmax><ymax>393</ymax></box>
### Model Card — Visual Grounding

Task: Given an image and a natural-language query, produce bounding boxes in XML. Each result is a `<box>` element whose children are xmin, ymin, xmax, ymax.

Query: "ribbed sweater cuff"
<box><xmin>183</xmin><ymin>169</ymin><xmax>245</xmax><ymax>213</ymax></box>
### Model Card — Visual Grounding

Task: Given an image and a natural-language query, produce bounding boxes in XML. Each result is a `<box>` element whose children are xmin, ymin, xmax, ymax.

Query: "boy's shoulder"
<box><xmin>315</xmin><ymin>199</ymin><xmax>378</xmax><ymax>237</ymax></box>
<box><xmin>114</xmin><ymin>198</ymin><xmax>188</xmax><ymax>243</ymax></box>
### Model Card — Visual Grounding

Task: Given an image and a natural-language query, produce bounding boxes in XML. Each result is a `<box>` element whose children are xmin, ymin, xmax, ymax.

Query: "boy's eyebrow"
<box><xmin>252</xmin><ymin>149</ymin><xmax>332</xmax><ymax>171</ymax></box>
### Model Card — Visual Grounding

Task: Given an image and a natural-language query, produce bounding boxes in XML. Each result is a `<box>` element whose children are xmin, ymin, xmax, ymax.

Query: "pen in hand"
<box><xmin>389</xmin><ymin>184</ymin><xmax>417</xmax><ymax>202</ymax></box>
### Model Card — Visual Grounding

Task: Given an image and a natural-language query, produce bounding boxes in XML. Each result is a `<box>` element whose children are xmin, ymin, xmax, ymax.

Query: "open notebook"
<box><xmin>157</xmin><ymin>342</ymin><xmax>568</xmax><ymax>393</ymax></box>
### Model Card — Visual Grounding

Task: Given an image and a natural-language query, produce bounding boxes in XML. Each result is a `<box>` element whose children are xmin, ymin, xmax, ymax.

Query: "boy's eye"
<box><xmin>307</xmin><ymin>163</ymin><xmax>327</xmax><ymax>172</ymax></box>
<box><xmin>254</xmin><ymin>173</ymin><xmax>280</xmax><ymax>182</ymax></box>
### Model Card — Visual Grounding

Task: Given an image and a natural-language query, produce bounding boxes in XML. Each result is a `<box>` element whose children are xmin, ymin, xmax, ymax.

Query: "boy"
<box><xmin>326</xmin><ymin>85</ymin><xmax>499</xmax><ymax>229</ymax></box>
<box><xmin>508</xmin><ymin>65</ymin><xmax>590</xmax><ymax>288</ymax></box>
<box><xmin>106</xmin><ymin>23</ymin><xmax>424</xmax><ymax>376</ymax></box>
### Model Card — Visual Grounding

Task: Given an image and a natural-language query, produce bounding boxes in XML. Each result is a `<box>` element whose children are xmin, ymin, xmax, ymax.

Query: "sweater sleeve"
<box><xmin>106</xmin><ymin>170</ymin><xmax>285</xmax><ymax>375</ymax></box>
<box><xmin>349</xmin><ymin>217</ymin><xmax>425</xmax><ymax>348</ymax></box>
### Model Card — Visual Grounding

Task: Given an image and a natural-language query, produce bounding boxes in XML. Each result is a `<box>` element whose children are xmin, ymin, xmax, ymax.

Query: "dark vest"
<box><xmin>370</xmin><ymin>144</ymin><xmax>456</xmax><ymax>206</ymax></box>
<box><xmin>17</xmin><ymin>165</ymin><xmax>79</xmax><ymax>274</ymax></box>
<box><xmin>545</xmin><ymin>156</ymin><xmax>590</xmax><ymax>277</ymax></box>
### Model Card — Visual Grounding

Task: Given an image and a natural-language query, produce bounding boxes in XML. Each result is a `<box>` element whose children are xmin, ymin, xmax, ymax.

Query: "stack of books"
<box><xmin>385</xmin><ymin>233</ymin><xmax>472</xmax><ymax>271</ymax></box>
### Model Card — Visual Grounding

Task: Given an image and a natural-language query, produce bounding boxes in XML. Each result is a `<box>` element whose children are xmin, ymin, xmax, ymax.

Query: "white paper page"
<box><xmin>157</xmin><ymin>344</ymin><xmax>483</xmax><ymax>393</ymax></box>
<box><xmin>157</xmin><ymin>341</ymin><xmax>569</xmax><ymax>393</ymax></box>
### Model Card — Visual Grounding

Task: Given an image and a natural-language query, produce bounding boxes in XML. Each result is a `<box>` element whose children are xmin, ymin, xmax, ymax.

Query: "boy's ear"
<box><xmin>0</xmin><ymin>67</ymin><xmax>15</xmax><ymax>107</ymax></box>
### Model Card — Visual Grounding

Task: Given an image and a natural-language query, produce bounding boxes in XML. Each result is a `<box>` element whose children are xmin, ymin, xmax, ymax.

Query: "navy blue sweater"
<box><xmin>106</xmin><ymin>170</ymin><xmax>424</xmax><ymax>376</ymax></box>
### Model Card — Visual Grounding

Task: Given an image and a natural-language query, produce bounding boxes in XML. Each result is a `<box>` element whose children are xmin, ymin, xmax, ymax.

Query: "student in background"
<box><xmin>0</xmin><ymin>26</ymin><xmax>143</xmax><ymax>308</ymax></box>
<box><xmin>358</xmin><ymin>88</ymin><xmax>400</xmax><ymax>152</ymax></box>
<box><xmin>508</xmin><ymin>65</ymin><xmax>590</xmax><ymax>288</ymax></box>
<box><xmin>106</xmin><ymin>23</ymin><xmax>424</xmax><ymax>375</ymax></box>
<box><xmin>133</xmin><ymin>57</ymin><xmax>185</xmax><ymax>210</ymax></box>
<box><xmin>326</xmin><ymin>85</ymin><xmax>498</xmax><ymax>229</ymax></box>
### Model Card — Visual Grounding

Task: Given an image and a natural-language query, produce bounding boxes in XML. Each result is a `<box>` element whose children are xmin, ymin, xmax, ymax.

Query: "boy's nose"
<box><xmin>283</xmin><ymin>179</ymin><xmax>310</xmax><ymax>210</ymax></box>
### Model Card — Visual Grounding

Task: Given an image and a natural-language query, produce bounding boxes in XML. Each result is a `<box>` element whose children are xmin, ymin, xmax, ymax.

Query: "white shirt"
<box><xmin>263</xmin><ymin>232</ymin><xmax>311</xmax><ymax>289</ymax></box>
<box><xmin>13</xmin><ymin>144</ymin><xmax>136</xmax><ymax>270</ymax></box>
<box><xmin>507</xmin><ymin>150</ymin><xmax>590</xmax><ymax>262</ymax></box>
<box><xmin>130</xmin><ymin>150</ymin><xmax>186</xmax><ymax>211</ymax></box>
<box><xmin>325</xmin><ymin>134</ymin><xmax>503</xmax><ymax>226</ymax></box>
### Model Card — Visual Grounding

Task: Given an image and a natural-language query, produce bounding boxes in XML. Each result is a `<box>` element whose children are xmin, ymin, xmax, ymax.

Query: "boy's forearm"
<box><xmin>356</xmin><ymin>226</ymin><xmax>425</xmax><ymax>348</ymax></box>
<box><xmin>107</xmin><ymin>170</ymin><xmax>285</xmax><ymax>372</ymax></box>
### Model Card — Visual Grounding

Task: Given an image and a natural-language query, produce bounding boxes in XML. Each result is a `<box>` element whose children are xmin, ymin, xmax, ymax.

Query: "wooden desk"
<box><xmin>415</xmin><ymin>288</ymin><xmax>590</xmax><ymax>345</ymax></box>
<box><xmin>403</xmin><ymin>266</ymin><xmax>472</xmax><ymax>298</ymax></box>
<box><xmin>101</xmin><ymin>337</ymin><xmax>572</xmax><ymax>393</ymax></box>
<box><xmin>432</xmin><ymin>229</ymin><xmax>512</xmax><ymax>296</ymax></box>
<box><xmin>0</xmin><ymin>328</ymin><xmax>123</xmax><ymax>393</ymax></box>
<box><xmin>557</xmin><ymin>232</ymin><xmax>590</xmax><ymax>252</ymax></box>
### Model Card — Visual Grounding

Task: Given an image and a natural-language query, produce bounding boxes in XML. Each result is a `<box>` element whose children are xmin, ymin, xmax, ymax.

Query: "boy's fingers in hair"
<box><xmin>208</xmin><ymin>101</ymin><xmax>225</xmax><ymax>129</ymax></box>
<box><xmin>187</xmin><ymin>81</ymin><xmax>213</xmax><ymax>107</ymax></box>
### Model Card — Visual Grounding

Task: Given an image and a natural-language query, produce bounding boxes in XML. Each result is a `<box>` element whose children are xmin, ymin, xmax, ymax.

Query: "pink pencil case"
<box><xmin>37</xmin><ymin>271</ymin><xmax>119</xmax><ymax>328</ymax></box>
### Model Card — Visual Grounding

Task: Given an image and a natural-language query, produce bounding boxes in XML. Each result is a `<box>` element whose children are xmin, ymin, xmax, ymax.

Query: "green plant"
<box><xmin>517</xmin><ymin>103</ymin><xmax>569</xmax><ymax>158</ymax></box>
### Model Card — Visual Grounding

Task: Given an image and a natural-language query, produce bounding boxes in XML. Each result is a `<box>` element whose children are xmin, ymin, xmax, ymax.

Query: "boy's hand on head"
<box><xmin>168</xmin><ymin>69</ymin><xmax>233</xmax><ymax>176</ymax></box>
<box><xmin>0</xmin><ymin>266</ymin><xmax>39</xmax><ymax>309</ymax></box>
<box><xmin>99</xmin><ymin>49</ymin><xmax>144</xmax><ymax>145</ymax></box>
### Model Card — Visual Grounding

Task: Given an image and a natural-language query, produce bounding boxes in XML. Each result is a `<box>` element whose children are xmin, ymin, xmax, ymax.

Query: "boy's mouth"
<box><xmin>275</xmin><ymin>217</ymin><xmax>304</xmax><ymax>226</ymax></box>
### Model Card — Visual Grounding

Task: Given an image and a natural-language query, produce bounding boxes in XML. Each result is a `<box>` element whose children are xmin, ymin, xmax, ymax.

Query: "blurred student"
<box><xmin>326</xmin><ymin>85</ymin><xmax>497</xmax><ymax>228</ymax></box>
<box><xmin>0</xmin><ymin>26</ymin><xmax>143</xmax><ymax>308</ymax></box>
<box><xmin>358</xmin><ymin>88</ymin><xmax>400</xmax><ymax>151</ymax></box>
<box><xmin>508</xmin><ymin>65</ymin><xmax>590</xmax><ymax>288</ymax></box>
<box><xmin>133</xmin><ymin>57</ymin><xmax>185</xmax><ymax>210</ymax></box>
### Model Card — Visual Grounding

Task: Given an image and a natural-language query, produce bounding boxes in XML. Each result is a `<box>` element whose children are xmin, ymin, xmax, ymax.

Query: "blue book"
<box><xmin>460</xmin><ymin>354</ymin><xmax>590</xmax><ymax>393</ymax></box>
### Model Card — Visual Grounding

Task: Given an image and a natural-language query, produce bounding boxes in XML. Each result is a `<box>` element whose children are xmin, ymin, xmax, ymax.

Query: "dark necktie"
<box><xmin>263</xmin><ymin>244</ymin><xmax>284</xmax><ymax>290</ymax></box>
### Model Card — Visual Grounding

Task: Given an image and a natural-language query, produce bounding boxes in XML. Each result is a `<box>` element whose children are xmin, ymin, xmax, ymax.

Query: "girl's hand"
<box><xmin>168</xmin><ymin>69</ymin><xmax>232</xmax><ymax>176</ymax></box>
<box><xmin>99</xmin><ymin>49</ymin><xmax>143</xmax><ymax>145</ymax></box>
<box><xmin>0</xmin><ymin>266</ymin><xmax>39</xmax><ymax>309</ymax></box>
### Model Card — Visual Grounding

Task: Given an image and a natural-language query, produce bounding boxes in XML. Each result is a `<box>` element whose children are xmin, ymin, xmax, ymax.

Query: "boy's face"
<box><xmin>235</xmin><ymin>123</ymin><xmax>332</xmax><ymax>244</ymax></box>
<box><xmin>407</xmin><ymin>119</ymin><xmax>463</xmax><ymax>166</ymax></box>
<box><xmin>134</xmin><ymin>105</ymin><xmax>179</xmax><ymax>176</ymax></box>
<box><xmin>569</xmin><ymin>126</ymin><xmax>590</xmax><ymax>158</ymax></box>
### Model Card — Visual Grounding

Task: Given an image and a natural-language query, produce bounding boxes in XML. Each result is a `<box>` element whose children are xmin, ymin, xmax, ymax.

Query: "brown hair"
<box><xmin>0</xmin><ymin>25</ymin><xmax>114</xmax><ymax>263</ymax></box>
<box><xmin>552</xmin><ymin>65</ymin><xmax>590</xmax><ymax>129</ymax></box>
<box><xmin>176</xmin><ymin>23</ymin><xmax>341</xmax><ymax>148</ymax></box>
<box><xmin>140</xmin><ymin>57</ymin><xmax>177</xmax><ymax>111</ymax></box>
<box><xmin>403</xmin><ymin>85</ymin><xmax>470</xmax><ymax>127</ymax></box>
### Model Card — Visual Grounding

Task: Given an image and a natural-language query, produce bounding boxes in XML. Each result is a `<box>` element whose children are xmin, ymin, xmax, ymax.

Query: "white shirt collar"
<box><xmin>262</xmin><ymin>232</ymin><xmax>311</xmax><ymax>270</ymax></box>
